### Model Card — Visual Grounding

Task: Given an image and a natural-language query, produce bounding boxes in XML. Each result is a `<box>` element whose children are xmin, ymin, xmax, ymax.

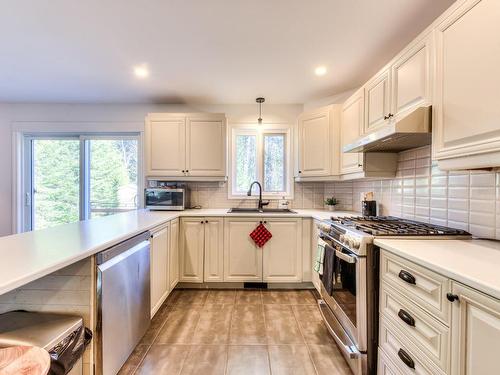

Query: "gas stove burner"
<box><xmin>330</xmin><ymin>216</ymin><xmax>470</xmax><ymax>236</ymax></box>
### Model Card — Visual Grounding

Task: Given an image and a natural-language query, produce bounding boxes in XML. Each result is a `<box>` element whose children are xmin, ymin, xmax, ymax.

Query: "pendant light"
<box><xmin>256</xmin><ymin>97</ymin><xmax>265</xmax><ymax>124</ymax></box>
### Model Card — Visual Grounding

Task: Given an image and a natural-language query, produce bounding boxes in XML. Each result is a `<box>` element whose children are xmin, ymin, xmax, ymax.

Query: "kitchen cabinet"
<box><xmin>364</xmin><ymin>67</ymin><xmax>391</xmax><ymax>134</ymax></box>
<box><xmin>297</xmin><ymin>106</ymin><xmax>339</xmax><ymax>178</ymax></box>
<box><xmin>150</xmin><ymin>224</ymin><xmax>170</xmax><ymax>317</ymax></box>
<box><xmin>262</xmin><ymin>218</ymin><xmax>302</xmax><ymax>282</ymax></box>
<box><xmin>168</xmin><ymin>218</ymin><xmax>179</xmax><ymax>290</ymax></box>
<box><xmin>223</xmin><ymin>218</ymin><xmax>262</xmax><ymax>282</ymax></box>
<box><xmin>391</xmin><ymin>34</ymin><xmax>432</xmax><ymax>120</ymax></box>
<box><xmin>433</xmin><ymin>0</ymin><xmax>500</xmax><ymax>170</ymax></box>
<box><xmin>341</xmin><ymin>88</ymin><xmax>364</xmax><ymax>175</ymax></box>
<box><xmin>145</xmin><ymin>113</ymin><xmax>227</xmax><ymax>178</ymax></box>
<box><xmin>179</xmin><ymin>218</ymin><xmax>205</xmax><ymax>283</ymax></box>
<box><xmin>179</xmin><ymin>217</ymin><xmax>224</xmax><ymax>283</ymax></box>
<box><xmin>203</xmin><ymin>217</ymin><xmax>224</xmax><ymax>282</ymax></box>
<box><xmin>450</xmin><ymin>281</ymin><xmax>500</xmax><ymax>375</ymax></box>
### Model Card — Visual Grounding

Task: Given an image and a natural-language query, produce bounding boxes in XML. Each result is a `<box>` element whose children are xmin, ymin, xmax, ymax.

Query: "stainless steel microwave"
<box><xmin>145</xmin><ymin>188</ymin><xmax>189</xmax><ymax>210</ymax></box>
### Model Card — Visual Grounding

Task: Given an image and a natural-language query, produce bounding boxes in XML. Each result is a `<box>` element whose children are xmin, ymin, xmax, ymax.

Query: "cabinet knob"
<box><xmin>186</xmin><ymin>170</ymin><xmax>189</xmax><ymax>173</ymax></box>
<box><xmin>200</xmin><ymin>221</ymin><xmax>204</xmax><ymax>224</ymax></box>
<box><xmin>384</xmin><ymin>115</ymin><xmax>389</xmax><ymax>120</ymax></box>
<box><xmin>298</xmin><ymin>170</ymin><xmax>302</xmax><ymax>174</ymax></box>
<box><xmin>358</xmin><ymin>164</ymin><xmax>363</xmax><ymax>167</ymax></box>
<box><xmin>388</xmin><ymin>113</ymin><xmax>394</xmax><ymax>118</ymax></box>
<box><xmin>264</xmin><ymin>221</ymin><xmax>267</xmax><ymax>224</ymax></box>
<box><xmin>446</xmin><ymin>293</ymin><xmax>459</xmax><ymax>302</ymax></box>
<box><xmin>182</xmin><ymin>170</ymin><xmax>185</xmax><ymax>173</ymax></box>
<box><xmin>205</xmin><ymin>220</ymin><xmax>208</xmax><ymax>223</ymax></box>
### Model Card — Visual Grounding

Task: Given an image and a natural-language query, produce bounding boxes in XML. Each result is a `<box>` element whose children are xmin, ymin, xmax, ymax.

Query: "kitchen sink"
<box><xmin>227</xmin><ymin>208</ymin><xmax>296</xmax><ymax>214</ymax></box>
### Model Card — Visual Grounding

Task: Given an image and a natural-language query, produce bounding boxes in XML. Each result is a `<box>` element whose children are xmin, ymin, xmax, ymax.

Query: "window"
<box><xmin>24</xmin><ymin>135</ymin><xmax>140</xmax><ymax>231</ymax></box>
<box><xmin>230</xmin><ymin>124</ymin><xmax>292</xmax><ymax>199</ymax></box>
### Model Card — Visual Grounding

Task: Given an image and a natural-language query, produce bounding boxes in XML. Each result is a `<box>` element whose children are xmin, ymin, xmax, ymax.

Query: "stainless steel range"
<box><xmin>316</xmin><ymin>216</ymin><xmax>470</xmax><ymax>375</ymax></box>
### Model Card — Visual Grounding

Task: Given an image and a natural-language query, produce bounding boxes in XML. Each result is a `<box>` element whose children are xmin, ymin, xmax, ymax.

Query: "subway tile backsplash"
<box><xmin>187</xmin><ymin>145</ymin><xmax>500</xmax><ymax>239</ymax></box>
<box><xmin>326</xmin><ymin>146</ymin><xmax>500</xmax><ymax>240</ymax></box>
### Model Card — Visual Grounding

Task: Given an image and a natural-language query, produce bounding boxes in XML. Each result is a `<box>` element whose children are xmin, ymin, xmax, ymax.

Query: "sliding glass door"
<box><xmin>25</xmin><ymin>135</ymin><xmax>140</xmax><ymax>231</ymax></box>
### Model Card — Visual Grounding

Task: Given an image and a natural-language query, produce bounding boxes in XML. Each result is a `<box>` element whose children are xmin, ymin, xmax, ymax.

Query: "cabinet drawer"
<box><xmin>380</xmin><ymin>251</ymin><xmax>451</xmax><ymax>324</ymax></box>
<box><xmin>378</xmin><ymin>348</ymin><xmax>403</xmax><ymax>375</ymax></box>
<box><xmin>379</xmin><ymin>318</ymin><xmax>445</xmax><ymax>375</ymax></box>
<box><xmin>380</xmin><ymin>281</ymin><xmax>449</xmax><ymax>372</ymax></box>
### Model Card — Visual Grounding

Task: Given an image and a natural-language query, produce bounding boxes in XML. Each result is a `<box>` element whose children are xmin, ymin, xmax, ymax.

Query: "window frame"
<box><xmin>20</xmin><ymin>133</ymin><xmax>141</xmax><ymax>232</ymax></box>
<box><xmin>228</xmin><ymin>123</ymin><xmax>293</xmax><ymax>200</ymax></box>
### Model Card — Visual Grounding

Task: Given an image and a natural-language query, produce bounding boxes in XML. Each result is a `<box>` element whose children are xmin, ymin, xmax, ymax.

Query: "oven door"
<box><xmin>320</xmin><ymin>238</ymin><xmax>367</xmax><ymax>352</ymax></box>
<box><xmin>145</xmin><ymin>189</ymin><xmax>185</xmax><ymax>210</ymax></box>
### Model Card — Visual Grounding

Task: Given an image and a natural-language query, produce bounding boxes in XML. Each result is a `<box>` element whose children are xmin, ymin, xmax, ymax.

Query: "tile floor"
<box><xmin>118</xmin><ymin>289</ymin><xmax>351</xmax><ymax>375</ymax></box>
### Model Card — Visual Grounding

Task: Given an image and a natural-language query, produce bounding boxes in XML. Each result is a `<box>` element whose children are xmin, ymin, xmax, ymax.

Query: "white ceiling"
<box><xmin>0</xmin><ymin>0</ymin><xmax>455</xmax><ymax>104</ymax></box>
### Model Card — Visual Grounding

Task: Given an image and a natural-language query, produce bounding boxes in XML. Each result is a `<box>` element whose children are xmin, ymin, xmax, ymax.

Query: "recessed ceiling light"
<box><xmin>315</xmin><ymin>66</ymin><xmax>327</xmax><ymax>76</ymax></box>
<box><xmin>133</xmin><ymin>65</ymin><xmax>149</xmax><ymax>78</ymax></box>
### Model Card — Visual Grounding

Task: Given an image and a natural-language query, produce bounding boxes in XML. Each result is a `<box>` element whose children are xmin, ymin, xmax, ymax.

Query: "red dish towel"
<box><xmin>250</xmin><ymin>223</ymin><xmax>272</xmax><ymax>247</ymax></box>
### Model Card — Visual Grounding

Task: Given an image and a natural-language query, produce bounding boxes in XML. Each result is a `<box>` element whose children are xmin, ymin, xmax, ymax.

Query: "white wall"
<box><xmin>0</xmin><ymin>103</ymin><xmax>303</xmax><ymax>236</ymax></box>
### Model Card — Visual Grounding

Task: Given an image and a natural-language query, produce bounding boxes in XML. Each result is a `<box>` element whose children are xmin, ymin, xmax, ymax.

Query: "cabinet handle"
<box><xmin>298</xmin><ymin>170</ymin><xmax>302</xmax><ymax>174</ymax></box>
<box><xmin>384</xmin><ymin>115</ymin><xmax>389</xmax><ymax>120</ymax></box>
<box><xmin>259</xmin><ymin>221</ymin><xmax>263</xmax><ymax>224</ymax></box>
<box><xmin>397</xmin><ymin>348</ymin><xmax>415</xmax><ymax>369</ymax></box>
<box><xmin>446</xmin><ymin>293</ymin><xmax>459</xmax><ymax>302</ymax></box>
<box><xmin>186</xmin><ymin>170</ymin><xmax>189</xmax><ymax>173</ymax></box>
<box><xmin>264</xmin><ymin>221</ymin><xmax>267</xmax><ymax>224</ymax></box>
<box><xmin>200</xmin><ymin>221</ymin><xmax>204</xmax><ymax>224</ymax></box>
<box><xmin>205</xmin><ymin>220</ymin><xmax>208</xmax><ymax>223</ymax></box>
<box><xmin>182</xmin><ymin>170</ymin><xmax>185</xmax><ymax>173</ymax></box>
<box><xmin>398</xmin><ymin>270</ymin><xmax>416</xmax><ymax>285</ymax></box>
<box><xmin>398</xmin><ymin>309</ymin><xmax>415</xmax><ymax>327</ymax></box>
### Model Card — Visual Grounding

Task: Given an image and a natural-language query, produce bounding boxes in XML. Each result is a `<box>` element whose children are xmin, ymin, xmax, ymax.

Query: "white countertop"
<box><xmin>375</xmin><ymin>238</ymin><xmax>500</xmax><ymax>300</ymax></box>
<box><xmin>0</xmin><ymin>208</ymin><xmax>355</xmax><ymax>296</ymax></box>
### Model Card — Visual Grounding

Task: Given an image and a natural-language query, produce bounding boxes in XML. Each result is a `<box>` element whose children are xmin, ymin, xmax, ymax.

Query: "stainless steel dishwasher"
<box><xmin>95</xmin><ymin>231</ymin><xmax>151</xmax><ymax>375</ymax></box>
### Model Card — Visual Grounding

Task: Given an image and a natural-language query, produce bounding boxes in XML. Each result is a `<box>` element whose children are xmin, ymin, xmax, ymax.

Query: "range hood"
<box><xmin>343</xmin><ymin>105</ymin><xmax>432</xmax><ymax>153</ymax></box>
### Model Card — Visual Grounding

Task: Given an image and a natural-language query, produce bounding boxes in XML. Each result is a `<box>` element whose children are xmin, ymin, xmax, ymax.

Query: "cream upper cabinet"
<box><xmin>391</xmin><ymin>34</ymin><xmax>432</xmax><ymax>120</ymax></box>
<box><xmin>145</xmin><ymin>116</ymin><xmax>186</xmax><ymax>176</ymax></box>
<box><xmin>179</xmin><ymin>218</ymin><xmax>205</xmax><ymax>283</ymax></box>
<box><xmin>297</xmin><ymin>108</ymin><xmax>332</xmax><ymax>177</ymax></box>
<box><xmin>450</xmin><ymin>281</ymin><xmax>500</xmax><ymax>375</ymax></box>
<box><xmin>150</xmin><ymin>224</ymin><xmax>170</xmax><ymax>317</ymax></box>
<box><xmin>433</xmin><ymin>0</ymin><xmax>500</xmax><ymax>169</ymax></box>
<box><xmin>145</xmin><ymin>113</ymin><xmax>226</xmax><ymax>177</ymax></box>
<box><xmin>364</xmin><ymin>67</ymin><xmax>391</xmax><ymax>134</ymax></box>
<box><xmin>341</xmin><ymin>89</ymin><xmax>364</xmax><ymax>174</ymax></box>
<box><xmin>223</xmin><ymin>218</ymin><xmax>262</xmax><ymax>282</ymax></box>
<box><xmin>203</xmin><ymin>217</ymin><xmax>224</xmax><ymax>282</ymax></box>
<box><xmin>168</xmin><ymin>218</ymin><xmax>179</xmax><ymax>290</ymax></box>
<box><xmin>186</xmin><ymin>115</ymin><xmax>226</xmax><ymax>177</ymax></box>
<box><xmin>262</xmin><ymin>218</ymin><xmax>302</xmax><ymax>282</ymax></box>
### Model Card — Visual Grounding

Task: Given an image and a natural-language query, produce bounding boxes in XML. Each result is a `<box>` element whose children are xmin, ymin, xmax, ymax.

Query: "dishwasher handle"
<box><xmin>96</xmin><ymin>231</ymin><xmax>151</xmax><ymax>265</ymax></box>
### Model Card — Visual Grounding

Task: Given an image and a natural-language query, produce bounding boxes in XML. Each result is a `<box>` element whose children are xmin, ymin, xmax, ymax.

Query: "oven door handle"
<box><xmin>318</xmin><ymin>300</ymin><xmax>360</xmax><ymax>359</ymax></box>
<box><xmin>335</xmin><ymin>249</ymin><xmax>357</xmax><ymax>264</ymax></box>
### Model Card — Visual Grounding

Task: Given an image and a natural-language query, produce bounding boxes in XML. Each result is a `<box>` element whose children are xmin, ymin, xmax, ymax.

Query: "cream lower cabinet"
<box><xmin>262</xmin><ymin>218</ymin><xmax>302</xmax><ymax>282</ymax></box>
<box><xmin>179</xmin><ymin>217</ymin><xmax>224</xmax><ymax>283</ymax></box>
<box><xmin>450</xmin><ymin>281</ymin><xmax>500</xmax><ymax>375</ymax></box>
<box><xmin>224</xmin><ymin>218</ymin><xmax>302</xmax><ymax>283</ymax></box>
<box><xmin>150</xmin><ymin>223</ymin><xmax>170</xmax><ymax>317</ymax></box>
<box><xmin>433</xmin><ymin>0</ymin><xmax>500</xmax><ymax>170</ymax></box>
<box><xmin>311</xmin><ymin>220</ymin><xmax>321</xmax><ymax>293</ymax></box>
<box><xmin>203</xmin><ymin>217</ymin><xmax>224</xmax><ymax>282</ymax></box>
<box><xmin>179</xmin><ymin>218</ymin><xmax>205</xmax><ymax>283</ymax></box>
<box><xmin>168</xmin><ymin>218</ymin><xmax>179</xmax><ymax>290</ymax></box>
<box><xmin>224</xmin><ymin>218</ymin><xmax>262</xmax><ymax>282</ymax></box>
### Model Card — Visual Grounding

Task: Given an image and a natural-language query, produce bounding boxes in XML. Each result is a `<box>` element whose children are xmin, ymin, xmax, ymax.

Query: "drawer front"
<box><xmin>378</xmin><ymin>348</ymin><xmax>403</xmax><ymax>375</ymax></box>
<box><xmin>380</xmin><ymin>250</ymin><xmax>451</xmax><ymax>324</ymax></box>
<box><xmin>379</xmin><ymin>318</ymin><xmax>445</xmax><ymax>375</ymax></box>
<box><xmin>380</xmin><ymin>281</ymin><xmax>450</xmax><ymax>372</ymax></box>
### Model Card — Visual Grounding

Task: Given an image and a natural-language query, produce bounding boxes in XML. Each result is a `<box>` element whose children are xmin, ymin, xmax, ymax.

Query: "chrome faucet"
<box><xmin>247</xmin><ymin>181</ymin><xmax>270</xmax><ymax>212</ymax></box>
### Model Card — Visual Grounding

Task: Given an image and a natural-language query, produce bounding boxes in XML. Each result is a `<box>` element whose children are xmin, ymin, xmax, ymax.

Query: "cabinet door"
<box><xmin>186</xmin><ymin>116</ymin><xmax>226</xmax><ymax>176</ymax></box>
<box><xmin>169</xmin><ymin>218</ymin><xmax>179</xmax><ymax>290</ymax></box>
<box><xmin>364</xmin><ymin>67</ymin><xmax>391</xmax><ymax>133</ymax></box>
<box><xmin>145</xmin><ymin>116</ymin><xmax>186</xmax><ymax>176</ymax></box>
<box><xmin>433</xmin><ymin>0</ymin><xmax>500</xmax><ymax>166</ymax></box>
<box><xmin>298</xmin><ymin>109</ymin><xmax>331</xmax><ymax>177</ymax></box>
<box><xmin>450</xmin><ymin>282</ymin><xmax>500</xmax><ymax>375</ymax></box>
<box><xmin>341</xmin><ymin>89</ymin><xmax>364</xmax><ymax>174</ymax></box>
<box><xmin>150</xmin><ymin>224</ymin><xmax>169</xmax><ymax>317</ymax></box>
<box><xmin>262</xmin><ymin>218</ymin><xmax>302</xmax><ymax>282</ymax></box>
<box><xmin>204</xmin><ymin>217</ymin><xmax>224</xmax><ymax>282</ymax></box>
<box><xmin>179</xmin><ymin>218</ymin><xmax>204</xmax><ymax>283</ymax></box>
<box><xmin>311</xmin><ymin>220</ymin><xmax>321</xmax><ymax>293</ymax></box>
<box><xmin>223</xmin><ymin>218</ymin><xmax>262</xmax><ymax>282</ymax></box>
<box><xmin>391</xmin><ymin>35</ymin><xmax>432</xmax><ymax>119</ymax></box>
